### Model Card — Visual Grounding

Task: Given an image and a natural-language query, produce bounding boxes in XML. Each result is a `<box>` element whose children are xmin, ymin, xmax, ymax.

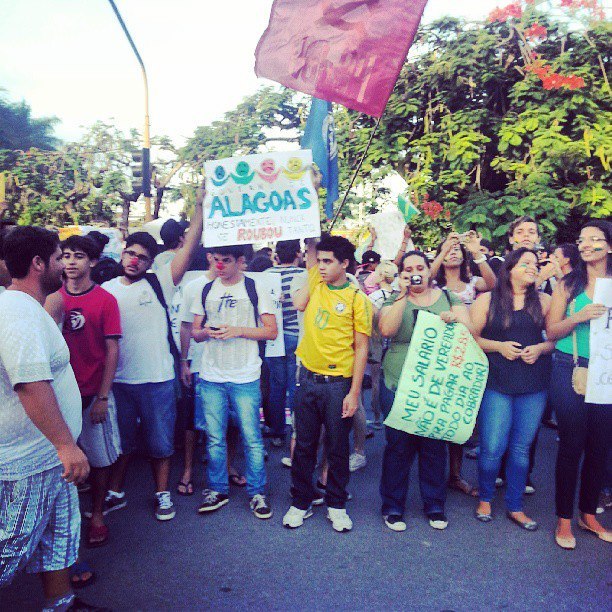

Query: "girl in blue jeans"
<box><xmin>471</xmin><ymin>249</ymin><xmax>554</xmax><ymax>530</ymax></box>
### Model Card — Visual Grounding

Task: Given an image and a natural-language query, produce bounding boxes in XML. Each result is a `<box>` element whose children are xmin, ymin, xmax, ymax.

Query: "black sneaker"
<box><xmin>68</xmin><ymin>597</ymin><xmax>112</xmax><ymax>611</ymax></box>
<box><xmin>250</xmin><ymin>494</ymin><xmax>273</xmax><ymax>519</ymax></box>
<box><xmin>428</xmin><ymin>512</ymin><xmax>449</xmax><ymax>530</ymax></box>
<box><xmin>198</xmin><ymin>489</ymin><xmax>229</xmax><ymax>513</ymax></box>
<box><xmin>525</xmin><ymin>477</ymin><xmax>536</xmax><ymax>495</ymax></box>
<box><xmin>82</xmin><ymin>493</ymin><xmax>126</xmax><ymax>519</ymax></box>
<box><xmin>384</xmin><ymin>514</ymin><xmax>407</xmax><ymax>532</ymax></box>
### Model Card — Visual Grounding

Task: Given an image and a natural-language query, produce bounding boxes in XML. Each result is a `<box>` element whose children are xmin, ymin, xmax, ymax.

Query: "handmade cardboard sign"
<box><xmin>203</xmin><ymin>151</ymin><xmax>321</xmax><ymax>247</ymax></box>
<box><xmin>384</xmin><ymin>311</ymin><xmax>489</xmax><ymax>444</ymax></box>
<box><xmin>586</xmin><ymin>278</ymin><xmax>612</xmax><ymax>405</ymax></box>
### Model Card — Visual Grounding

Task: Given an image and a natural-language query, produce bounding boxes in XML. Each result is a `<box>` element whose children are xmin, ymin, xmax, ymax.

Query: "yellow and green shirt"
<box><xmin>296</xmin><ymin>267</ymin><xmax>372</xmax><ymax>377</ymax></box>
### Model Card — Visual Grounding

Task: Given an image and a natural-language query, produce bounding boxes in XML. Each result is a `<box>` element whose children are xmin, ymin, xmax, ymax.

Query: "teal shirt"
<box><xmin>555</xmin><ymin>291</ymin><xmax>592</xmax><ymax>359</ymax></box>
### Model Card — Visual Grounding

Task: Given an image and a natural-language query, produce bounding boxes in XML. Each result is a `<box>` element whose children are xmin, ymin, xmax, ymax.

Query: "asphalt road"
<box><xmin>2</xmin><ymin>419</ymin><xmax>610</xmax><ymax>611</ymax></box>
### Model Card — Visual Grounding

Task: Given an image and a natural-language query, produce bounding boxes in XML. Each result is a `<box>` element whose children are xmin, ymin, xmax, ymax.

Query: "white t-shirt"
<box><xmin>176</xmin><ymin>271</ymin><xmax>211</xmax><ymax>374</ymax></box>
<box><xmin>0</xmin><ymin>291</ymin><xmax>82</xmax><ymax>480</ymax></box>
<box><xmin>102</xmin><ymin>263</ymin><xmax>176</xmax><ymax>384</ymax></box>
<box><xmin>190</xmin><ymin>276</ymin><xmax>274</xmax><ymax>384</ymax></box>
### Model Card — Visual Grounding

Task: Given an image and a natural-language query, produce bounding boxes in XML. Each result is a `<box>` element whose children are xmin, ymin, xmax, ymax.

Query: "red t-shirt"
<box><xmin>60</xmin><ymin>284</ymin><xmax>122</xmax><ymax>396</ymax></box>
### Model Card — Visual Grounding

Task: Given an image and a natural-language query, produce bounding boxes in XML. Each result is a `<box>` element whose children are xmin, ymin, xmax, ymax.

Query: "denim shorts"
<box><xmin>113</xmin><ymin>380</ymin><xmax>177</xmax><ymax>459</ymax></box>
<box><xmin>0</xmin><ymin>466</ymin><xmax>80</xmax><ymax>586</ymax></box>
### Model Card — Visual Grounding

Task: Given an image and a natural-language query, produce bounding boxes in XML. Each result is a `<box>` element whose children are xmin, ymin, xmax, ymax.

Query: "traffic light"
<box><xmin>129</xmin><ymin>148</ymin><xmax>151</xmax><ymax>200</ymax></box>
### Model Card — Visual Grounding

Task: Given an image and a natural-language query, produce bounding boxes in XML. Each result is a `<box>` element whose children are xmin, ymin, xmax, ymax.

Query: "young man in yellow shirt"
<box><xmin>283</xmin><ymin>235</ymin><xmax>372</xmax><ymax>532</ymax></box>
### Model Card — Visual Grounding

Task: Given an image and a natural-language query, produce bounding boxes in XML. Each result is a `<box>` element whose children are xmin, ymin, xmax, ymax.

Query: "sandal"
<box><xmin>229</xmin><ymin>473</ymin><xmax>246</xmax><ymax>487</ymax></box>
<box><xmin>176</xmin><ymin>480</ymin><xmax>194</xmax><ymax>496</ymax></box>
<box><xmin>449</xmin><ymin>478</ymin><xmax>479</xmax><ymax>497</ymax></box>
<box><xmin>70</xmin><ymin>561</ymin><xmax>96</xmax><ymax>589</ymax></box>
<box><xmin>86</xmin><ymin>524</ymin><xmax>109</xmax><ymax>548</ymax></box>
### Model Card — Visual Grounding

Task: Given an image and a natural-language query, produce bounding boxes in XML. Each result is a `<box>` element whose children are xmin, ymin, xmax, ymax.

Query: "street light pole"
<box><xmin>108</xmin><ymin>0</ymin><xmax>152</xmax><ymax>222</ymax></box>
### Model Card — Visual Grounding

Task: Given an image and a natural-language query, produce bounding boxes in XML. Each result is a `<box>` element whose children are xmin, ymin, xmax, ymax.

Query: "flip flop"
<box><xmin>229</xmin><ymin>473</ymin><xmax>246</xmax><ymax>487</ymax></box>
<box><xmin>70</xmin><ymin>561</ymin><xmax>96</xmax><ymax>589</ymax></box>
<box><xmin>86</xmin><ymin>524</ymin><xmax>109</xmax><ymax>548</ymax></box>
<box><xmin>176</xmin><ymin>480</ymin><xmax>194</xmax><ymax>496</ymax></box>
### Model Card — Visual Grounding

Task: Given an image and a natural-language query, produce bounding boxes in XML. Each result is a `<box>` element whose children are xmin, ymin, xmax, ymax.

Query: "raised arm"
<box><xmin>170</xmin><ymin>182</ymin><xmax>205</xmax><ymax>285</ymax></box>
<box><xmin>463</xmin><ymin>232</ymin><xmax>496</xmax><ymax>291</ymax></box>
<box><xmin>429</xmin><ymin>232</ymin><xmax>459</xmax><ymax>281</ymax></box>
<box><xmin>393</xmin><ymin>225</ymin><xmax>415</xmax><ymax>268</ymax></box>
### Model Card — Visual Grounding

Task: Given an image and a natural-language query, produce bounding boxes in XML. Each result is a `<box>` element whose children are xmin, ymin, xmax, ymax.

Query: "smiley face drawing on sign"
<box><xmin>256</xmin><ymin>158</ymin><xmax>281</xmax><ymax>184</ymax></box>
<box><xmin>282</xmin><ymin>157</ymin><xmax>308</xmax><ymax>180</ymax></box>
<box><xmin>211</xmin><ymin>165</ymin><xmax>230</xmax><ymax>187</ymax></box>
<box><xmin>231</xmin><ymin>161</ymin><xmax>255</xmax><ymax>185</ymax></box>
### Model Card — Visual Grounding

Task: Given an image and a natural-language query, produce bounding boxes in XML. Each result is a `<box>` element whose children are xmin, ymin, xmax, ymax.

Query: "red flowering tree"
<box><xmin>335</xmin><ymin>0</ymin><xmax>610</xmax><ymax>247</ymax></box>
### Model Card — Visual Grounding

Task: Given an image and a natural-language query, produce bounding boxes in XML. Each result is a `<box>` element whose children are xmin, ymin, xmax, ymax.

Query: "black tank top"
<box><xmin>482</xmin><ymin>308</ymin><xmax>551</xmax><ymax>395</ymax></box>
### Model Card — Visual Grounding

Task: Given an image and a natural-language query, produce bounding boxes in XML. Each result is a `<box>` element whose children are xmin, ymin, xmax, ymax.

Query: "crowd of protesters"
<box><xmin>0</xmin><ymin>186</ymin><xmax>610</xmax><ymax>610</ymax></box>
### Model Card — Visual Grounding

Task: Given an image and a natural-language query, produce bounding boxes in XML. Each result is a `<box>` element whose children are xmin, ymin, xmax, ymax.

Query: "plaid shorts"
<box><xmin>0</xmin><ymin>465</ymin><xmax>80</xmax><ymax>586</ymax></box>
<box><xmin>79</xmin><ymin>393</ymin><xmax>122</xmax><ymax>468</ymax></box>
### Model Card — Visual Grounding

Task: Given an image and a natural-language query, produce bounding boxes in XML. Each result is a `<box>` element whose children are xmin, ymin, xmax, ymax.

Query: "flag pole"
<box><xmin>328</xmin><ymin>115</ymin><xmax>382</xmax><ymax>232</ymax></box>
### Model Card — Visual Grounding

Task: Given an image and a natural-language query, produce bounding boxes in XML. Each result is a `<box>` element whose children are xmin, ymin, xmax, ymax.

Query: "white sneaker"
<box><xmin>327</xmin><ymin>507</ymin><xmax>353</xmax><ymax>532</ymax></box>
<box><xmin>349</xmin><ymin>452</ymin><xmax>367</xmax><ymax>472</ymax></box>
<box><xmin>283</xmin><ymin>505</ymin><xmax>313</xmax><ymax>529</ymax></box>
<box><xmin>281</xmin><ymin>456</ymin><xmax>292</xmax><ymax>468</ymax></box>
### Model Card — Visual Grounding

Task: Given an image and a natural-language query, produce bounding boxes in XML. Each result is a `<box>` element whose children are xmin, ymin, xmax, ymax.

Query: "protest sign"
<box><xmin>203</xmin><ymin>151</ymin><xmax>320</xmax><ymax>248</ymax></box>
<box><xmin>246</xmin><ymin>272</ymin><xmax>286</xmax><ymax>358</ymax></box>
<box><xmin>384</xmin><ymin>311</ymin><xmax>489</xmax><ymax>444</ymax></box>
<box><xmin>586</xmin><ymin>278</ymin><xmax>612</xmax><ymax>405</ymax></box>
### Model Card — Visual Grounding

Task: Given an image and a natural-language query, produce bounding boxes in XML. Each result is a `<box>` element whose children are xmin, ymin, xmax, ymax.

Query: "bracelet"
<box><xmin>96</xmin><ymin>396</ymin><xmax>109</xmax><ymax>402</ymax></box>
<box><xmin>181</xmin><ymin>358</ymin><xmax>189</xmax><ymax>362</ymax></box>
<box><xmin>473</xmin><ymin>255</ymin><xmax>487</xmax><ymax>265</ymax></box>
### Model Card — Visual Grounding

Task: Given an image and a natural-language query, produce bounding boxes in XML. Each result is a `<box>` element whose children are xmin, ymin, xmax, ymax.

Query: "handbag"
<box><xmin>570</xmin><ymin>300</ymin><xmax>588</xmax><ymax>396</ymax></box>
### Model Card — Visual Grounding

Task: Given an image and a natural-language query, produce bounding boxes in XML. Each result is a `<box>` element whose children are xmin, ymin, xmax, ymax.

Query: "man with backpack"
<box><xmin>191</xmin><ymin>245</ymin><xmax>277</xmax><ymax>519</ymax></box>
<box><xmin>101</xmin><ymin>186</ymin><xmax>203</xmax><ymax>521</ymax></box>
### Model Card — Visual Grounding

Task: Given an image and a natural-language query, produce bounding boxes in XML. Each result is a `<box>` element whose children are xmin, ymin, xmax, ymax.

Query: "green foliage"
<box><xmin>336</xmin><ymin>7</ymin><xmax>611</xmax><ymax>249</ymax></box>
<box><xmin>0</xmin><ymin>91</ymin><xmax>59</xmax><ymax>150</ymax></box>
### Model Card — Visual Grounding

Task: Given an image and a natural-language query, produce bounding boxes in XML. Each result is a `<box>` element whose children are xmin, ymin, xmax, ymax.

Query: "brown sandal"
<box><xmin>449</xmin><ymin>478</ymin><xmax>479</xmax><ymax>497</ymax></box>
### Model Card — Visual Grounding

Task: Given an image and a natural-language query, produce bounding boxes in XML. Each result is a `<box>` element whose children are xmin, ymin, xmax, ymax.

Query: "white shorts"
<box><xmin>79</xmin><ymin>394</ymin><xmax>122</xmax><ymax>468</ymax></box>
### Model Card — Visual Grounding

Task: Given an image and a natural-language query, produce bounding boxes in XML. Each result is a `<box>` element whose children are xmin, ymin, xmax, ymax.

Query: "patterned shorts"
<box><xmin>0</xmin><ymin>465</ymin><xmax>80</xmax><ymax>586</ymax></box>
<box><xmin>80</xmin><ymin>393</ymin><xmax>122</xmax><ymax>468</ymax></box>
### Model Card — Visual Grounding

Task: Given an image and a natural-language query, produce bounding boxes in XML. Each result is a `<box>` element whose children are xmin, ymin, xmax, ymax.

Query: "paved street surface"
<box><xmin>3</xmin><ymin>424</ymin><xmax>610</xmax><ymax>611</ymax></box>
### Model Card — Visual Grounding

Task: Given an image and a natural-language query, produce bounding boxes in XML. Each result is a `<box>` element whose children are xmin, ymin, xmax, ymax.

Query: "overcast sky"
<box><xmin>1</xmin><ymin>0</ymin><xmax>502</xmax><ymax>144</ymax></box>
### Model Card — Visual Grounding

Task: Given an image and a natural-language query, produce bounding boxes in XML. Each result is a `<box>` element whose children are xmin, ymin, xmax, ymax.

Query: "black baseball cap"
<box><xmin>361</xmin><ymin>250</ymin><xmax>381</xmax><ymax>265</ymax></box>
<box><xmin>160</xmin><ymin>219</ymin><xmax>188</xmax><ymax>247</ymax></box>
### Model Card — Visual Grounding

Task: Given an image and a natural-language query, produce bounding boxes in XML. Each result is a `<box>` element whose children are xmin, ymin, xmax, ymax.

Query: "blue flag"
<box><xmin>301</xmin><ymin>98</ymin><xmax>339</xmax><ymax>219</ymax></box>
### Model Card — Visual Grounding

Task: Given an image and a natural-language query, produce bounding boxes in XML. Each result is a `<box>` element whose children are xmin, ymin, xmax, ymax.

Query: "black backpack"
<box><xmin>91</xmin><ymin>257</ymin><xmax>122</xmax><ymax>285</ymax></box>
<box><xmin>201</xmin><ymin>276</ymin><xmax>266</xmax><ymax>360</ymax></box>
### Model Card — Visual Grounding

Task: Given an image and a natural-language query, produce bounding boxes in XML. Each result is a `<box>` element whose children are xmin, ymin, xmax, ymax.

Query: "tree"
<box><xmin>0</xmin><ymin>91</ymin><xmax>59</xmax><ymax>150</ymax></box>
<box><xmin>334</xmin><ymin>0</ymin><xmax>610</xmax><ymax>248</ymax></box>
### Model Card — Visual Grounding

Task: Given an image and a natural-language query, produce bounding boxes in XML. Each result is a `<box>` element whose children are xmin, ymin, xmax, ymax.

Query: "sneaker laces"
<box><xmin>156</xmin><ymin>491</ymin><xmax>172</xmax><ymax>509</ymax></box>
<box><xmin>202</xmin><ymin>489</ymin><xmax>219</xmax><ymax>504</ymax></box>
<box><xmin>251</xmin><ymin>494</ymin><xmax>267</xmax><ymax>509</ymax></box>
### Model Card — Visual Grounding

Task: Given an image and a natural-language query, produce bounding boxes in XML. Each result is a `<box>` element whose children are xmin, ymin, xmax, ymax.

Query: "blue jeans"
<box><xmin>265</xmin><ymin>333</ymin><xmax>299</xmax><ymax>437</ymax></box>
<box><xmin>198</xmin><ymin>379</ymin><xmax>266</xmax><ymax>497</ymax></box>
<box><xmin>478</xmin><ymin>388</ymin><xmax>547</xmax><ymax>512</ymax></box>
<box><xmin>379</xmin><ymin>381</ymin><xmax>447</xmax><ymax>517</ymax></box>
<box><xmin>113</xmin><ymin>380</ymin><xmax>177</xmax><ymax>459</ymax></box>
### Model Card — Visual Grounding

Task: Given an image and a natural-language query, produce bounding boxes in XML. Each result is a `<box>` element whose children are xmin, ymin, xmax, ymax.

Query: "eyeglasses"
<box><xmin>576</xmin><ymin>237</ymin><xmax>607</xmax><ymax>246</ymax></box>
<box><xmin>123</xmin><ymin>249</ymin><xmax>151</xmax><ymax>263</ymax></box>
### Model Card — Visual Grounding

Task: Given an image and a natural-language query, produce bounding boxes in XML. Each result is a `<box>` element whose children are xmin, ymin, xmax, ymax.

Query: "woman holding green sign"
<box><xmin>378</xmin><ymin>251</ymin><xmax>470</xmax><ymax>532</ymax></box>
<box><xmin>471</xmin><ymin>248</ymin><xmax>554</xmax><ymax>531</ymax></box>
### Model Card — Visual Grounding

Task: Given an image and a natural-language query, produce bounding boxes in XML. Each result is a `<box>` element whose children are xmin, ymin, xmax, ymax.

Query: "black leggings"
<box><xmin>550</xmin><ymin>352</ymin><xmax>612</xmax><ymax>518</ymax></box>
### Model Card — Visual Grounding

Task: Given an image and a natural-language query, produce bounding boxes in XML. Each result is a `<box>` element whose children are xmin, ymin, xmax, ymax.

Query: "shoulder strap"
<box><xmin>144</xmin><ymin>273</ymin><xmax>180</xmax><ymax>364</ymax></box>
<box><xmin>570</xmin><ymin>299</ymin><xmax>579</xmax><ymax>366</ymax></box>
<box><xmin>244</xmin><ymin>275</ymin><xmax>259</xmax><ymax>323</ymax></box>
<box><xmin>442</xmin><ymin>288</ymin><xmax>453</xmax><ymax>309</ymax></box>
<box><xmin>200</xmin><ymin>279</ymin><xmax>216</xmax><ymax>328</ymax></box>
